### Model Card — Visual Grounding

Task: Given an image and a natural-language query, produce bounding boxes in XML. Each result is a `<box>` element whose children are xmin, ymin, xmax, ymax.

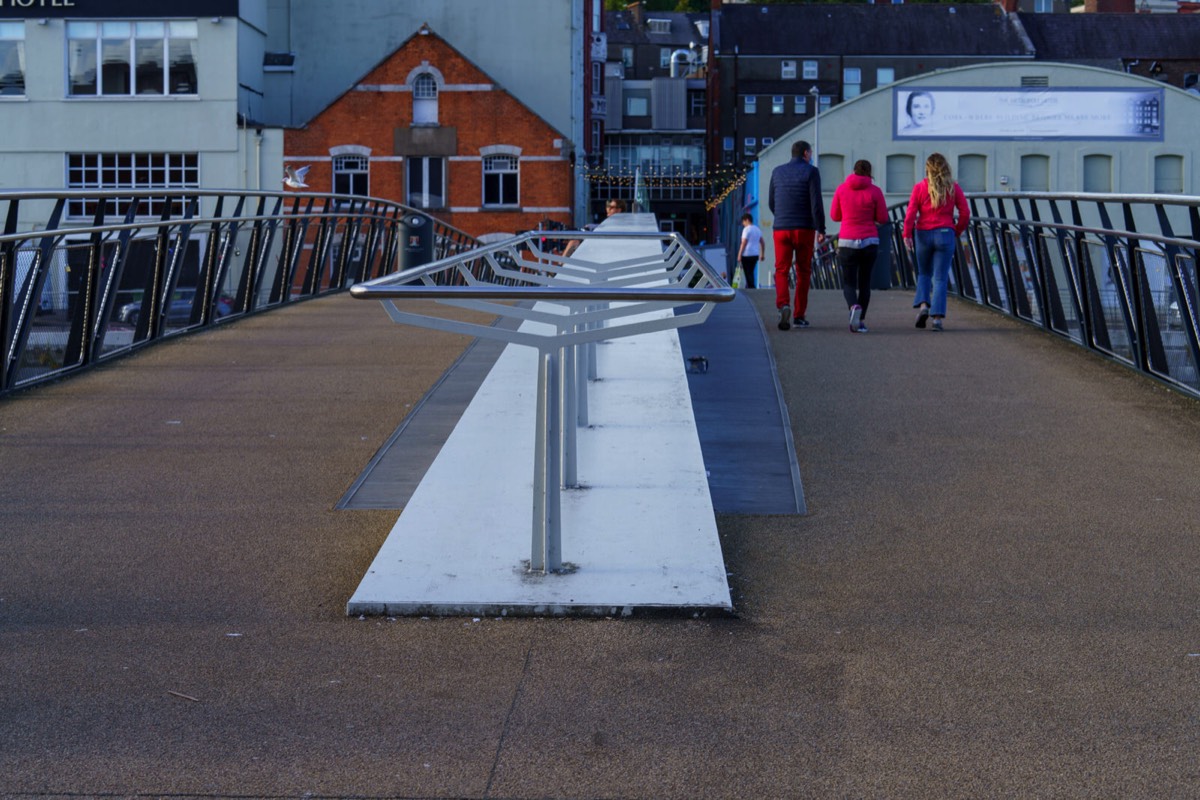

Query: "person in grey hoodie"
<box><xmin>768</xmin><ymin>140</ymin><xmax>826</xmax><ymax>330</ymax></box>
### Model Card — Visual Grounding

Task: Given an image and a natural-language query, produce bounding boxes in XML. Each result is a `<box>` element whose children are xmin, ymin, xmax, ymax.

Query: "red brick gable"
<box><xmin>285</xmin><ymin>27</ymin><xmax>572</xmax><ymax>240</ymax></box>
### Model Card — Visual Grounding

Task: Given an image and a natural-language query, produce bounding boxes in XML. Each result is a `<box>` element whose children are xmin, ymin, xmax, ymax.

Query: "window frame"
<box><xmin>0</xmin><ymin>22</ymin><xmax>25</xmax><ymax>97</ymax></box>
<box><xmin>332</xmin><ymin>153</ymin><xmax>370</xmax><ymax>198</ymax></box>
<box><xmin>781</xmin><ymin>60</ymin><xmax>796</xmax><ymax>80</ymax></box>
<box><xmin>802</xmin><ymin>60</ymin><xmax>818</xmax><ymax>80</ymax></box>
<box><xmin>67</xmin><ymin>19</ymin><xmax>198</xmax><ymax>98</ymax></box>
<box><xmin>65</xmin><ymin>151</ymin><xmax>199</xmax><ymax>219</ymax></box>
<box><xmin>743</xmin><ymin>95</ymin><xmax>757</xmax><ymax>114</ymax></box>
<box><xmin>412</xmin><ymin>71</ymin><xmax>439</xmax><ymax>125</ymax></box>
<box><xmin>843</xmin><ymin>67</ymin><xmax>862</xmax><ymax>99</ymax></box>
<box><xmin>482</xmin><ymin>153</ymin><xmax>520</xmax><ymax>208</ymax></box>
<box><xmin>406</xmin><ymin>156</ymin><xmax>446</xmax><ymax>209</ymax></box>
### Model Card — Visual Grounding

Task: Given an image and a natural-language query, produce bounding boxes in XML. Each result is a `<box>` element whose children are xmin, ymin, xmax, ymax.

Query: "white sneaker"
<box><xmin>849</xmin><ymin>304</ymin><xmax>862</xmax><ymax>332</ymax></box>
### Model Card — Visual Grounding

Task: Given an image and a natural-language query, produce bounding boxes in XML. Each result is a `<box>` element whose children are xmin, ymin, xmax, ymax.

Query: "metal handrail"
<box><xmin>887</xmin><ymin>191</ymin><xmax>1200</xmax><ymax>399</ymax></box>
<box><xmin>1</xmin><ymin>188</ymin><xmax>477</xmax><ymax>396</ymax></box>
<box><xmin>354</xmin><ymin>229</ymin><xmax>735</xmax><ymax>574</ymax></box>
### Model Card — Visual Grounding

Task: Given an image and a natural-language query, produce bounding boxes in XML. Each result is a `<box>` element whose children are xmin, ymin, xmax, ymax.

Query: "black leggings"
<box><xmin>739</xmin><ymin>256</ymin><xmax>759</xmax><ymax>288</ymax></box>
<box><xmin>838</xmin><ymin>245</ymin><xmax>878</xmax><ymax>314</ymax></box>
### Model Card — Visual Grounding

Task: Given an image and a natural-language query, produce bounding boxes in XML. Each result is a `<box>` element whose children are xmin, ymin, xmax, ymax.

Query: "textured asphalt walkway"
<box><xmin>3</xmin><ymin>288</ymin><xmax>1200</xmax><ymax>798</ymax></box>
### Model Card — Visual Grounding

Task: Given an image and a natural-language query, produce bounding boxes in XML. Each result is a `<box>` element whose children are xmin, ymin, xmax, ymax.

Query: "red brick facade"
<box><xmin>284</xmin><ymin>27</ymin><xmax>573</xmax><ymax>239</ymax></box>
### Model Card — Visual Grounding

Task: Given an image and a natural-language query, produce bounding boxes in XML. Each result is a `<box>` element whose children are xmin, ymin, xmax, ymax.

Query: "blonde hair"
<box><xmin>925</xmin><ymin>153</ymin><xmax>954</xmax><ymax>209</ymax></box>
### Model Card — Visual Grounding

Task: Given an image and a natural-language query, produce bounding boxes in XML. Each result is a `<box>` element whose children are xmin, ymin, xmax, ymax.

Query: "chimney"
<box><xmin>629</xmin><ymin>1</ymin><xmax>644</xmax><ymax>30</ymax></box>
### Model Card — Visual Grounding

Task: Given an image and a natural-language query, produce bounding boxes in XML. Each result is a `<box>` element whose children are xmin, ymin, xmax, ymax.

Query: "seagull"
<box><xmin>283</xmin><ymin>165</ymin><xmax>310</xmax><ymax>189</ymax></box>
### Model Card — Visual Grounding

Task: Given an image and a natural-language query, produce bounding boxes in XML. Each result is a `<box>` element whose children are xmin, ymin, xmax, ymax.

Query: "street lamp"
<box><xmin>809</xmin><ymin>85</ymin><xmax>820</xmax><ymax>168</ymax></box>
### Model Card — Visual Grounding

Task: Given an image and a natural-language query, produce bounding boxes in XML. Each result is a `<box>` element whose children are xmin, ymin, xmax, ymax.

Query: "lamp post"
<box><xmin>809</xmin><ymin>85</ymin><xmax>820</xmax><ymax>168</ymax></box>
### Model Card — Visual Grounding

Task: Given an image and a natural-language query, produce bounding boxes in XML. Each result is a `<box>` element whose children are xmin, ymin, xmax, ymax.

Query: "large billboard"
<box><xmin>893</xmin><ymin>87</ymin><xmax>1164</xmax><ymax>141</ymax></box>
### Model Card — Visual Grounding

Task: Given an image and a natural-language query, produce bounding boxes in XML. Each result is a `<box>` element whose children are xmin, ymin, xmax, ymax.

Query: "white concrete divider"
<box><xmin>346</xmin><ymin>214</ymin><xmax>733</xmax><ymax>616</ymax></box>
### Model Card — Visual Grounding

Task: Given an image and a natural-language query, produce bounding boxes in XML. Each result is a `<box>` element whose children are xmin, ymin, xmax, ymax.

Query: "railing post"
<box><xmin>531</xmin><ymin>345</ymin><xmax>563</xmax><ymax>573</ymax></box>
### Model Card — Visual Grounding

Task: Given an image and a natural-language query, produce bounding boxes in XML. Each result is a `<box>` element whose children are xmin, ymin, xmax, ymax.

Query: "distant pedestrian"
<box><xmin>563</xmin><ymin>198</ymin><xmax>625</xmax><ymax>257</ymax></box>
<box><xmin>768</xmin><ymin>140</ymin><xmax>826</xmax><ymax>330</ymax></box>
<box><xmin>735</xmin><ymin>213</ymin><xmax>764</xmax><ymax>288</ymax></box>
<box><xmin>830</xmin><ymin>159</ymin><xmax>888</xmax><ymax>333</ymax></box>
<box><xmin>903</xmin><ymin>153</ymin><xmax>969</xmax><ymax>331</ymax></box>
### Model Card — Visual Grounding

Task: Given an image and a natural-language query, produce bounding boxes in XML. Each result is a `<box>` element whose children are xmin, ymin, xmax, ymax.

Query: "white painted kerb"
<box><xmin>347</xmin><ymin>214</ymin><xmax>733</xmax><ymax>616</ymax></box>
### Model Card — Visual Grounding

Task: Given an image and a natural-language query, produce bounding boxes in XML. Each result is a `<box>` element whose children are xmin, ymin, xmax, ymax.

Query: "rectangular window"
<box><xmin>876</xmin><ymin>67</ymin><xmax>895</xmax><ymax>86</ymax></box>
<box><xmin>743</xmin><ymin>95</ymin><xmax>756</xmax><ymax>114</ymax></box>
<box><xmin>771</xmin><ymin>96</ymin><xmax>784</xmax><ymax>115</ymax></box>
<box><xmin>333</xmin><ymin>154</ymin><xmax>370</xmax><ymax>198</ymax></box>
<box><xmin>660</xmin><ymin>48</ymin><xmax>671</xmax><ymax>69</ymax></box>
<box><xmin>794</xmin><ymin>95</ymin><xmax>807</xmax><ymax>115</ymax></box>
<box><xmin>626</xmin><ymin>95</ymin><xmax>648</xmax><ymax>116</ymax></box>
<box><xmin>621</xmin><ymin>46</ymin><xmax>634</xmax><ymax>69</ymax></box>
<box><xmin>819</xmin><ymin>95</ymin><xmax>832</xmax><ymax>113</ymax></box>
<box><xmin>592</xmin><ymin>62</ymin><xmax>601</xmax><ymax>94</ymax></box>
<box><xmin>843</xmin><ymin>67</ymin><xmax>862</xmax><ymax>99</ymax></box>
<box><xmin>762</xmin><ymin>137</ymin><xmax>775</xmax><ymax>149</ymax></box>
<box><xmin>66</xmin><ymin>152</ymin><xmax>199</xmax><ymax>219</ymax></box>
<box><xmin>0</xmin><ymin>22</ymin><xmax>25</xmax><ymax>96</ymax></box>
<box><xmin>407</xmin><ymin>156</ymin><xmax>445</xmax><ymax>209</ymax></box>
<box><xmin>781</xmin><ymin>60</ymin><xmax>796</xmax><ymax>80</ymax></box>
<box><xmin>1034</xmin><ymin>0</ymin><xmax>1053</xmax><ymax>10</ymax></box>
<box><xmin>483</xmin><ymin>154</ymin><xmax>519</xmax><ymax>207</ymax></box>
<box><xmin>803</xmin><ymin>60</ymin><xmax>818</xmax><ymax>80</ymax></box>
<box><xmin>68</xmin><ymin>20</ymin><xmax>197</xmax><ymax>97</ymax></box>
<box><xmin>744</xmin><ymin>138</ymin><xmax>757</xmax><ymax>156</ymax></box>
<box><xmin>688</xmin><ymin>89</ymin><xmax>705</xmax><ymax>117</ymax></box>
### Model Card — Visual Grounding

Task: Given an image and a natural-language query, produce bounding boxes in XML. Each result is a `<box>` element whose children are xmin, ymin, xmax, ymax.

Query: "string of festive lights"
<box><xmin>582</xmin><ymin>165</ymin><xmax>752</xmax><ymax>210</ymax></box>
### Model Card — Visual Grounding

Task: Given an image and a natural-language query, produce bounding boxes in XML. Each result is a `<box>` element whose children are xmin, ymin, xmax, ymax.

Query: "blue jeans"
<box><xmin>912</xmin><ymin>227</ymin><xmax>956</xmax><ymax>317</ymax></box>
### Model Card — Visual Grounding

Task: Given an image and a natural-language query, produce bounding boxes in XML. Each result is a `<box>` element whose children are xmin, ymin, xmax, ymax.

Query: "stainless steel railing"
<box><xmin>352</xmin><ymin>229</ymin><xmax>735</xmax><ymax>574</ymax></box>
<box><xmin>886</xmin><ymin>191</ymin><xmax>1200</xmax><ymax>398</ymax></box>
<box><xmin>0</xmin><ymin>188</ymin><xmax>477</xmax><ymax>396</ymax></box>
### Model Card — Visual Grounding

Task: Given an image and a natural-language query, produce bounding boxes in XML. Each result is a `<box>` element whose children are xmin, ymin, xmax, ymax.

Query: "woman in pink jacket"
<box><xmin>903</xmin><ymin>153</ymin><xmax>970</xmax><ymax>331</ymax></box>
<box><xmin>831</xmin><ymin>160</ymin><xmax>888</xmax><ymax>333</ymax></box>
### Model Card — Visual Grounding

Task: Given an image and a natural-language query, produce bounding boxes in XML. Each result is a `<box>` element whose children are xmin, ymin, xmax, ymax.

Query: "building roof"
<box><xmin>606</xmin><ymin>10</ymin><xmax>706</xmax><ymax>46</ymax></box>
<box><xmin>1017</xmin><ymin>12</ymin><xmax>1200</xmax><ymax>60</ymax></box>
<box><xmin>718</xmin><ymin>3</ymin><xmax>1032</xmax><ymax>57</ymax></box>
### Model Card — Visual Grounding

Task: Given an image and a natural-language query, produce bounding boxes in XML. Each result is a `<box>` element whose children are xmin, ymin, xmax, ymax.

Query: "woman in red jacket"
<box><xmin>903</xmin><ymin>153</ymin><xmax>970</xmax><ymax>331</ymax></box>
<box><xmin>831</xmin><ymin>159</ymin><xmax>889</xmax><ymax>333</ymax></box>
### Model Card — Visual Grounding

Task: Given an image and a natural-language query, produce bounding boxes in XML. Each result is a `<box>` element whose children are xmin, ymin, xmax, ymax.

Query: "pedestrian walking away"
<box><xmin>830</xmin><ymin>159</ymin><xmax>888</xmax><ymax>333</ymax></box>
<box><xmin>768</xmin><ymin>140</ymin><xmax>826</xmax><ymax>330</ymax></box>
<box><xmin>736</xmin><ymin>213</ymin><xmax>764</xmax><ymax>289</ymax></box>
<box><xmin>903</xmin><ymin>153</ymin><xmax>969</xmax><ymax>331</ymax></box>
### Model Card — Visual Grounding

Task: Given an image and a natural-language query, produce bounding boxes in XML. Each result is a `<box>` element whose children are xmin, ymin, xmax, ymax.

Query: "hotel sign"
<box><xmin>0</xmin><ymin>0</ymin><xmax>238</xmax><ymax>17</ymax></box>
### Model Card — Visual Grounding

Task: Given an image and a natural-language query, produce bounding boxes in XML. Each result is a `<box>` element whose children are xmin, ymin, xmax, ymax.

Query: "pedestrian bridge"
<box><xmin>3</xmin><ymin>190</ymin><xmax>1200</xmax><ymax>796</ymax></box>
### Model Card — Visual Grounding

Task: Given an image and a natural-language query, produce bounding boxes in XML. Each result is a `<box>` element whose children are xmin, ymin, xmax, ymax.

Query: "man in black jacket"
<box><xmin>768</xmin><ymin>140</ymin><xmax>826</xmax><ymax>330</ymax></box>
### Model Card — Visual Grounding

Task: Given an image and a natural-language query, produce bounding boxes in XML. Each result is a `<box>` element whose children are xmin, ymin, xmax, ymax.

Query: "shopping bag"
<box><xmin>732</xmin><ymin>264</ymin><xmax>745</xmax><ymax>289</ymax></box>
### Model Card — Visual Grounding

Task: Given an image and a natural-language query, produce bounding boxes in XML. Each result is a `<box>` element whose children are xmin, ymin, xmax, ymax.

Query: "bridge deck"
<box><xmin>4</xmin><ymin>287</ymin><xmax>1200</xmax><ymax>796</ymax></box>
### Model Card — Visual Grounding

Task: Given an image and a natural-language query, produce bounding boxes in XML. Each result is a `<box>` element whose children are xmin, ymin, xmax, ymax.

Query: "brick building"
<box><xmin>284</xmin><ymin>24</ymin><xmax>573</xmax><ymax>239</ymax></box>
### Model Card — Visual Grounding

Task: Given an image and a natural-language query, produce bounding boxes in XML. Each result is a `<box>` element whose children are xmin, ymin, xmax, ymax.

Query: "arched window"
<box><xmin>413</xmin><ymin>72</ymin><xmax>438</xmax><ymax>125</ymax></box>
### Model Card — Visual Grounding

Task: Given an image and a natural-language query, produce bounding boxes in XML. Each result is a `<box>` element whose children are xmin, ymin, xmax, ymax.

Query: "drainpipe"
<box><xmin>254</xmin><ymin>129</ymin><xmax>263</xmax><ymax>190</ymax></box>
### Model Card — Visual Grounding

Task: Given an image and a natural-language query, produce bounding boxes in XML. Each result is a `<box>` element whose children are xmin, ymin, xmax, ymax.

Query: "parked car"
<box><xmin>118</xmin><ymin>288</ymin><xmax>233</xmax><ymax>326</ymax></box>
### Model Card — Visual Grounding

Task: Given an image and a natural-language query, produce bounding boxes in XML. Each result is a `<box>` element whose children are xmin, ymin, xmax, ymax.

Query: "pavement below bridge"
<box><xmin>4</xmin><ymin>287</ymin><xmax>1200</xmax><ymax>798</ymax></box>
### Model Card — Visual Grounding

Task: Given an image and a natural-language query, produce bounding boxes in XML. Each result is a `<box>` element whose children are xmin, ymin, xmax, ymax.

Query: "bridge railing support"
<box><xmin>350</xmin><ymin>229</ymin><xmax>735</xmax><ymax>574</ymax></box>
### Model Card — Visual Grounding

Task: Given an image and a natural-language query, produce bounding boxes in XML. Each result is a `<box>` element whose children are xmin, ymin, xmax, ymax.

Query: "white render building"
<box><xmin>755</xmin><ymin>61</ymin><xmax>1200</xmax><ymax>242</ymax></box>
